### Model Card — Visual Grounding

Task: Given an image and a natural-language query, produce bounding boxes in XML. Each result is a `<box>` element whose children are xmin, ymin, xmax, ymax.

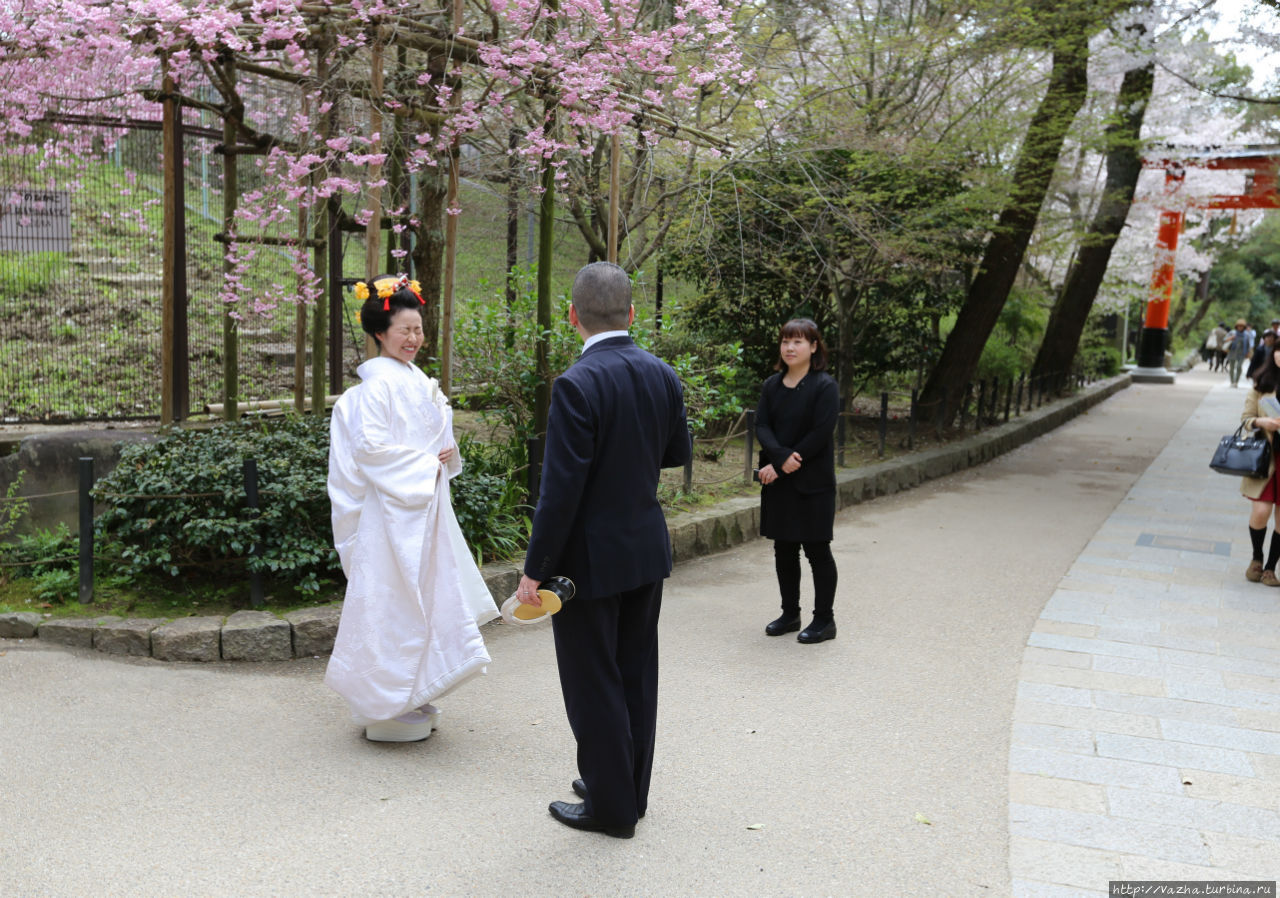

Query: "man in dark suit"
<box><xmin>516</xmin><ymin>261</ymin><xmax>691</xmax><ymax>840</ymax></box>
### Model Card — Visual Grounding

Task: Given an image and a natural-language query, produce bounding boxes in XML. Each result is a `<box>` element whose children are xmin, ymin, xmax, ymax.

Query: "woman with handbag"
<box><xmin>756</xmin><ymin>318</ymin><xmax>841</xmax><ymax>643</ymax></box>
<box><xmin>1240</xmin><ymin>346</ymin><xmax>1280</xmax><ymax>586</ymax></box>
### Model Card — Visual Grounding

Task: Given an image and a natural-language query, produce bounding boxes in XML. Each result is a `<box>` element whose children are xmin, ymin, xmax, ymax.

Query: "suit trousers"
<box><xmin>551</xmin><ymin>580</ymin><xmax>663</xmax><ymax>827</ymax></box>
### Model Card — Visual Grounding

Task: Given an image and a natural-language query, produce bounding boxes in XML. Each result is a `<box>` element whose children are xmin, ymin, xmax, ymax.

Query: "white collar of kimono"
<box><xmin>582</xmin><ymin>329</ymin><xmax>629</xmax><ymax>354</ymax></box>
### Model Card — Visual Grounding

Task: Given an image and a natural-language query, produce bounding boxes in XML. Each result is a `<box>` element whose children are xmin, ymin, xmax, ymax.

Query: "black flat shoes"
<box><xmin>765</xmin><ymin>613</ymin><xmax>802</xmax><ymax>636</ymax></box>
<box><xmin>797</xmin><ymin>619</ymin><xmax>836</xmax><ymax>644</ymax></box>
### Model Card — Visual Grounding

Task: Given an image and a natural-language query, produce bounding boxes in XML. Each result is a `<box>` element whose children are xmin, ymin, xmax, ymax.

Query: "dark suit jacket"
<box><xmin>524</xmin><ymin>335</ymin><xmax>691</xmax><ymax>600</ymax></box>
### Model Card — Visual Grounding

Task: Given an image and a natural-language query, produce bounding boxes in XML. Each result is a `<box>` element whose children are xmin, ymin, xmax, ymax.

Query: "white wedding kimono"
<box><xmin>325</xmin><ymin>356</ymin><xmax>497</xmax><ymax>725</ymax></box>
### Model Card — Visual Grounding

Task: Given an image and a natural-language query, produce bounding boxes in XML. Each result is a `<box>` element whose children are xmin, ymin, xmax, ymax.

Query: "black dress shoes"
<box><xmin>797</xmin><ymin>618</ymin><xmax>836</xmax><ymax>643</ymax></box>
<box><xmin>548</xmin><ymin>800</ymin><xmax>635</xmax><ymax>839</ymax></box>
<box><xmin>765</xmin><ymin>613</ymin><xmax>802</xmax><ymax>636</ymax></box>
<box><xmin>572</xmin><ymin>779</ymin><xmax>645</xmax><ymax>818</ymax></box>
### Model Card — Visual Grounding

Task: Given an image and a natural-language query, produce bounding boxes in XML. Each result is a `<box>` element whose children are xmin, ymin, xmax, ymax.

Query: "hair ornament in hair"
<box><xmin>373</xmin><ymin>275</ymin><xmax>400</xmax><ymax>310</ymax></box>
<box><xmin>353</xmin><ymin>281</ymin><xmax>370</xmax><ymax>301</ymax></box>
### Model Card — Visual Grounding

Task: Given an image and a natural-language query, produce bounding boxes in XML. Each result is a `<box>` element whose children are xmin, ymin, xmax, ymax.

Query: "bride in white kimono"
<box><xmin>326</xmin><ymin>274</ymin><xmax>498</xmax><ymax>742</ymax></box>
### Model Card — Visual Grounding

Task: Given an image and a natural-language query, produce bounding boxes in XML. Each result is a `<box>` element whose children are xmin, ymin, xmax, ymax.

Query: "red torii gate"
<box><xmin>1134</xmin><ymin>146</ymin><xmax>1280</xmax><ymax>381</ymax></box>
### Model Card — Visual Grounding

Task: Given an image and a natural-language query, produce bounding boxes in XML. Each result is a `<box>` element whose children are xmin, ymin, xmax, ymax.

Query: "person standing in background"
<box><xmin>755</xmin><ymin>318</ymin><xmax>840</xmax><ymax>645</ymax></box>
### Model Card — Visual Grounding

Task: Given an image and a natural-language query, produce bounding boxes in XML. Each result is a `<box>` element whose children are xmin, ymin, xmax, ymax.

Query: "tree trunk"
<box><xmin>1177</xmin><ymin>269</ymin><xmax>1213</xmax><ymax>341</ymax></box>
<box><xmin>412</xmin><ymin>163</ymin><xmax>446</xmax><ymax>368</ymax></box>
<box><xmin>917</xmin><ymin>33</ymin><xmax>1089</xmax><ymax>425</ymax></box>
<box><xmin>408</xmin><ymin>43</ymin><xmax>450</xmax><ymax>369</ymax></box>
<box><xmin>1031</xmin><ymin>59</ymin><xmax>1154</xmax><ymax>380</ymax></box>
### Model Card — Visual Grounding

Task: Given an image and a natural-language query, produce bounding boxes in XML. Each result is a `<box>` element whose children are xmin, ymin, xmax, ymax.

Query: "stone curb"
<box><xmin>0</xmin><ymin>375</ymin><xmax>1129</xmax><ymax>662</ymax></box>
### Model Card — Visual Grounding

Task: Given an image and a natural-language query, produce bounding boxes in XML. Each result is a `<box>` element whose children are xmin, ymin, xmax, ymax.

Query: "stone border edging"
<box><xmin>0</xmin><ymin>374</ymin><xmax>1130</xmax><ymax>662</ymax></box>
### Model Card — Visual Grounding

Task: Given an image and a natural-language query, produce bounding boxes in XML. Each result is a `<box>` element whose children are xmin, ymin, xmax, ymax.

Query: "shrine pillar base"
<box><xmin>1131</xmin><ymin>326</ymin><xmax>1176</xmax><ymax>383</ymax></box>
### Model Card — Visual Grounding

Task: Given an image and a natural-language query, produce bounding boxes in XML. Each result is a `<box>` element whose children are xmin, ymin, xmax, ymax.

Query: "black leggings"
<box><xmin>773</xmin><ymin>540</ymin><xmax>837</xmax><ymax>621</ymax></box>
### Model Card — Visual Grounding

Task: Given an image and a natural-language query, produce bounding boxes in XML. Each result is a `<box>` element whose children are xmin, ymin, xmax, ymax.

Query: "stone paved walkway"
<box><xmin>1010</xmin><ymin>377</ymin><xmax>1280</xmax><ymax>894</ymax></box>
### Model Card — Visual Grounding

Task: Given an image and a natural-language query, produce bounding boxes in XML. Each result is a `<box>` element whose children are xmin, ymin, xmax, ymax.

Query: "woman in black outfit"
<box><xmin>756</xmin><ymin>318</ymin><xmax>840</xmax><ymax>643</ymax></box>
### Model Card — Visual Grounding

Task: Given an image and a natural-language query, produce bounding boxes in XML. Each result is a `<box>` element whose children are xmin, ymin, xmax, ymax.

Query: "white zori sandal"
<box><xmin>364</xmin><ymin>704</ymin><xmax>442</xmax><ymax>742</ymax></box>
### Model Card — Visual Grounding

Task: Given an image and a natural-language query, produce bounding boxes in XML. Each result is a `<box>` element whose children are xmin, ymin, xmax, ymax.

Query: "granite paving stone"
<box><xmin>1011</xmin><ymin>879</ymin><xmax>1108</xmax><ymax>898</ymax></box>
<box><xmin>1008</xmin><ymin>776</ymin><xmax>1107</xmax><ymax>814</ymax></box>
<box><xmin>1158</xmin><ymin>718</ymin><xmax>1280</xmax><ymax>755</ymax></box>
<box><xmin>1105</xmin><ymin>787</ymin><xmax>1280</xmax><ymax>841</ymax></box>
<box><xmin>1026</xmin><ymin>632</ymin><xmax>1161</xmax><ymax>661</ymax></box>
<box><xmin>1165</xmin><ymin>681</ymin><xmax>1280</xmax><ymax>712</ymax></box>
<box><xmin>1009</xmin><ymin>803</ymin><xmax>1213</xmax><ymax>865</ymax></box>
<box><xmin>1032</xmin><ymin>619</ymin><xmax>1100</xmax><ymax>639</ymax></box>
<box><xmin>1008</xmin><ymin>836</ymin><xmax>1120</xmax><ymax>888</ymax></box>
<box><xmin>1009</xmin><ymin>746</ymin><xmax>1185</xmax><ymax>793</ymax></box>
<box><xmin>1011</xmin><ymin>723</ymin><xmax>1097</xmax><ymax>755</ymax></box>
<box><xmin>1012</xmin><ymin>701</ymin><xmax>1161</xmax><ymax>739</ymax></box>
<box><xmin>1094</xmin><ymin>732</ymin><xmax>1256</xmax><ymax>776</ymax></box>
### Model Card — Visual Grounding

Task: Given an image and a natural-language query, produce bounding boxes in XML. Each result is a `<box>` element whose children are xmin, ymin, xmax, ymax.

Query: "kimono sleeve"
<box><xmin>349</xmin><ymin>379</ymin><xmax>442</xmax><ymax>509</ymax></box>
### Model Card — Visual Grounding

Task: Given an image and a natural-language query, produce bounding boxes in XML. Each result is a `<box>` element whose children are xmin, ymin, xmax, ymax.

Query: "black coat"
<box><xmin>756</xmin><ymin>370</ymin><xmax>838</xmax><ymax>542</ymax></box>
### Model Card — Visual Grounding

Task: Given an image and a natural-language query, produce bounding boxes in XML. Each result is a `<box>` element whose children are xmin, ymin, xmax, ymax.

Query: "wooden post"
<box><xmin>311</xmin><ymin>45</ymin><xmax>330</xmax><ymax>416</ymax></box>
<box><xmin>506</xmin><ymin>128</ymin><xmax>520</xmax><ymax>349</ymax></box>
<box><xmin>363</xmin><ymin>35</ymin><xmax>384</xmax><ymax>363</ymax></box>
<box><xmin>221</xmin><ymin>59</ymin><xmax>239</xmax><ymax>420</ymax></box>
<box><xmin>534</xmin><ymin>146</ymin><xmax>555</xmax><ymax>442</ymax></box>
<box><xmin>608</xmin><ymin>132</ymin><xmax>621</xmax><ymax>263</ymax></box>
<box><xmin>160</xmin><ymin>58</ymin><xmax>178</xmax><ymax>425</ymax></box>
<box><xmin>439</xmin><ymin>0</ymin><xmax>464</xmax><ymax>394</ymax></box>
<box><xmin>328</xmin><ymin>195</ymin><xmax>342</xmax><ymax>395</ymax></box>
<box><xmin>295</xmin><ymin>197</ymin><xmax>309</xmax><ymax>411</ymax></box>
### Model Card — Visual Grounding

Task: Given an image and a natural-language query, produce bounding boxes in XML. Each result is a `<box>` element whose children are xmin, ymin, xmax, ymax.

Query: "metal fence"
<box><xmin>0</xmin><ymin>107</ymin><xmax>366</xmax><ymax>423</ymax></box>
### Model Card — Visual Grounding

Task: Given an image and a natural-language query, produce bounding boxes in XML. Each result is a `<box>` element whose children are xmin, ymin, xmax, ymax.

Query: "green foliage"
<box><xmin>0</xmin><ymin>252</ymin><xmax>66</xmax><ymax>297</ymax></box>
<box><xmin>665</xmin><ymin>147</ymin><xmax>985</xmax><ymax>386</ymax></box>
<box><xmin>92</xmin><ymin>417</ymin><xmax>338</xmax><ymax>592</ymax></box>
<box><xmin>1080</xmin><ymin>344</ymin><xmax>1121</xmax><ymax>378</ymax></box>
<box><xmin>976</xmin><ymin>339</ymin><xmax>1029</xmax><ymax>383</ymax></box>
<box><xmin>32</xmin><ymin>568</ymin><xmax>78</xmax><ymax>603</ymax></box>
<box><xmin>453</xmin><ymin>267</ymin><xmax>581</xmax><ymax>442</ymax></box>
<box><xmin>0</xmin><ymin>523</ymin><xmax>77</xmax><ymax>592</ymax></box>
<box><xmin>451</xmin><ymin>433</ymin><xmax>530</xmax><ymax>563</ymax></box>
<box><xmin>636</xmin><ymin>327</ymin><xmax>753</xmax><ymax>435</ymax></box>
<box><xmin>0</xmin><ymin>473</ymin><xmax>28</xmax><ymax>542</ymax></box>
<box><xmin>969</xmin><ymin>286</ymin><xmax>1045</xmax><ymax>382</ymax></box>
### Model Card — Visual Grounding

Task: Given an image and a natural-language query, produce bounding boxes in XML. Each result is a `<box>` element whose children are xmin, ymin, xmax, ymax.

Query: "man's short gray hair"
<box><xmin>572</xmin><ymin>262</ymin><xmax>632</xmax><ymax>333</ymax></box>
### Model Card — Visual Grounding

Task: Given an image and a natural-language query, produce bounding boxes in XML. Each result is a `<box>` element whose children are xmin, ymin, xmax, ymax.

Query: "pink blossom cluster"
<box><xmin>0</xmin><ymin>0</ymin><xmax>747</xmax><ymax>314</ymax></box>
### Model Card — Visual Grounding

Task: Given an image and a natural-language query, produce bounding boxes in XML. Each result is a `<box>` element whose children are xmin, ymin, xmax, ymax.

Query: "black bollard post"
<box><xmin>960</xmin><ymin>382</ymin><xmax>972</xmax><ymax>430</ymax></box>
<box><xmin>243</xmin><ymin>458</ymin><xmax>265</xmax><ymax>608</ymax></box>
<box><xmin>1004</xmin><ymin>377</ymin><xmax>1012</xmax><ymax>422</ymax></box>
<box><xmin>526</xmin><ymin>437</ymin><xmax>543</xmax><ymax>506</ymax></box>
<box><xmin>878</xmin><ymin>392</ymin><xmax>888</xmax><ymax>458</ymax></box>
<box><xmin>837</xmin><ymin>405</ymin><xmax>846</xmax><ymax>467</ymax></box>
<box><xmin>908</xmin><ymin>388</ymin><xmax>918</xmax><ymax>450</ymax></box>
<box><xmin>78</xmin><ymin>457</ymin><xmax>93</xmax><ymax>605</ymax></box>
<box><xmin>976</xmin><ymin>380</ymin><xmax>987</xmax><ymax>431</ymax></box>
<box><xmin>744</xmin><ymin>409</ymin><xmax>756</xmax><ymax>483</ymax></box>
<box><xmin>1015</xmin><ymin>375</ymin><xmax>1024</xmax><ymax>416</ymax></box>
<box><xmin>683</xmin><ymin>426</ymin><xmax>694</xmax><ymax>494</ymax></box>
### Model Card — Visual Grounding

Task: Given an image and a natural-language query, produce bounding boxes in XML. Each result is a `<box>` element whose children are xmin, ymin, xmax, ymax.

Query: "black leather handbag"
<box><xmin>1210</xmin><ymin>424</ymin><xmax>1272</xmax><ymax>477</ymax></box>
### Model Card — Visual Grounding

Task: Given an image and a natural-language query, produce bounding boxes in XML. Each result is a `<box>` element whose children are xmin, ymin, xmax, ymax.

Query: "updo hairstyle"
<box><xmin>357</xmin><ymin>274</ymin><xmax>425</xmax><ymax>345</ymax></box>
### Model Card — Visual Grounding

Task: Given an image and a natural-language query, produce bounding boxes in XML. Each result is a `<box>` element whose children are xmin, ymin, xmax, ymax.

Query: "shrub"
<box><xmin>91</xmin><ymin>413</ymin><xmax>530</xmax><ymax>594</ymax></box>
<box><xmin>93</xmin><ymin>416</ymin><xmax>338</xmax><ymax>592</ymax></box>
<box><xmin>1080</xmin><ymin>345</ymin><xmax>1122</xmax><ymax>379</ymax></box>
<box><xmin>451</xmin><ymin>433</ymin><xmax>530</xmax><ymax>563</ymax></box>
